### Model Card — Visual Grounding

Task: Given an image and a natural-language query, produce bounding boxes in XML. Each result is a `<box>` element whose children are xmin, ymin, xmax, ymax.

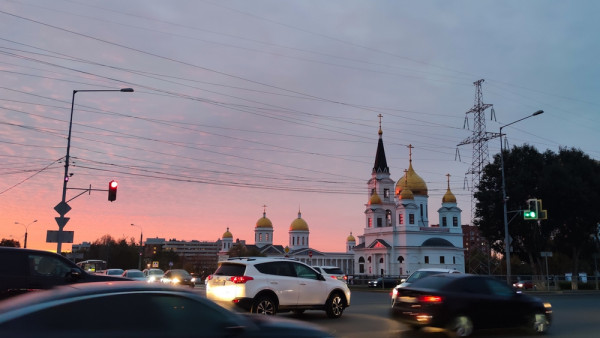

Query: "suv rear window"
<box><xmin>213</xmin><ymin>263</ymin><xmax>246</xmax><ymax>276</ymax></box>
<box><xmin>323</xmin><ymin>267</ymin><xmax>344</xmax><ymax>275</ymax></box>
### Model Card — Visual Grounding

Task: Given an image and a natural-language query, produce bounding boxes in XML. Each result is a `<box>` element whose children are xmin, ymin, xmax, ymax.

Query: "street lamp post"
<box><xmin>131</xmin><ymin>223</ymin><xmax>143</xmax><ymax>270</ymax></box>
<box><xmin>14</xmin><ymin>220</ymin><xmax>37</xmax><ymax>248</ymax></box>
<box><xmin>56</xmin><ymin>88</ymin><xmax>134</xmax><ymax>254</ymax></box>
<box><xmin>500</xmin><ymin>110</ymin><xmax>543</xmax><ymax>285</ymax></box>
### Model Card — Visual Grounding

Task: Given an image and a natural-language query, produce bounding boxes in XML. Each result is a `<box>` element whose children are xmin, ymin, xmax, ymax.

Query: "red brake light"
<box><xmin>419</xmin><ymin>295</ymin><xmax>443</xmax><ymax>303</ymax></box>
<box><xmin>230</xmin><ymin>276</ymin><xmax>254</xmax><ymax>284</ymax></box>
<box><xmin>206</xmin><ymin>275</ymin><xmax>213</xmax><ymax>281</ymax></box>
<box><xmin>330</xmin><ymin>275</ymin><xmax>337</xmax><ymax>279</ymax></box>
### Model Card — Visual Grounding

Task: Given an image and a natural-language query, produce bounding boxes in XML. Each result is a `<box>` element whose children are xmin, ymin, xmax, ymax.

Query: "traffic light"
<box><xmin>524</xmin><ymin>198</ymin><xmax>538</xmax><ymax>220</ymax></box>
<box><xmin>108</xmin><ymin>180</ymin><xmax>118</xmax><ymax>202</ymax></box>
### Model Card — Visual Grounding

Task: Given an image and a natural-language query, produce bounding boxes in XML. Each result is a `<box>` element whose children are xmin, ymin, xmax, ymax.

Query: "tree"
<box><xmin>475</xmin><ymin>145</ymin><xmax>600</xmax><ymax>285</ymax></box>
<box><xmin>0</xmin><ymin>238</ymin><xmax>20</xmax><ymax>247</ymax></box>
<box><xmin>85</xmin><ymin>234</ymin><xmax>138</xmax><ymax>269</ymax></box>
<box><xmin>228</xmin><ymin>244</ymin><xmax>264</xmax><ymax>258</ymax></box>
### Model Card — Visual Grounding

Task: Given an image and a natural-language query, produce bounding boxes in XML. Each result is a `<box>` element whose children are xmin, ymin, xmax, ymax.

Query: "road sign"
<box><xmin>55</xmin><ymin>216</ymin><xmax>70</xmax><ymax>228</ymax></box>
<box><xmin>541</xmin><ymin>251</ymin><xmax>553</xmax><ymax>257</ymax></box>
<box><xmin>46</xmin><ymin>230</ymin><xmax>74</xmax><ymax>243</ymax></box>
<box><xmin>54</xmin><ymin>201</ymin><xmax>71</xmax><ymax>216</ymax></box>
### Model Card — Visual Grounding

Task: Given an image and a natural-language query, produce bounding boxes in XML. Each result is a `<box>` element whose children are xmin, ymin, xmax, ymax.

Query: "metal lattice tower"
<box><xmin>457</xmin><ymin>79</ymin><xmax>496</xmax><ymax>223</ymax></box>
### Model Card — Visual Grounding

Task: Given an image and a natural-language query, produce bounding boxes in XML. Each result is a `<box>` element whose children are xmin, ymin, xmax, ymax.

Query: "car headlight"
<box><xmin>172</xmin><ymin>277</ymin><xmax>180</xmax><ymax>284</ymax></box>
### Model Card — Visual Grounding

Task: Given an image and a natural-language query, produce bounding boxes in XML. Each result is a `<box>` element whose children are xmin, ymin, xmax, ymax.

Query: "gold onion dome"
<box><xmin>222</xmin><ymin>228</ymin><xmax>233</xmax><ymax>238</ymax></box>
<box><xmin>369</xmin><ymin>191</ymin><xmax>382</xmax><ymax>205</ymax></box>
<box><xmin>290</xmin><ymin>211</ymin><xmax>309</xmax><ymax>231</ymax></box>
<box><xmin>396</xmin><ymin>162</ymin><xmax>428</xmax><ymax>196</ymax></box>
<box><xmin>347</xmin><ymin>232</ymin><xmax>355</xmax><ymax>242</ymax></box>
<box><xmin>256</xmin><ymin>212</ymin><xmax>273</xmax><ymax>228</ymax></box>
<box><xmin>399</xmin><ymin>184</ymin><xmax>414</xmax><ymax>200</ymax></box>
<box><xmin>442</xmin><ymin>174</ymin><xmax>456</xmax><ymax>203</ymax></box>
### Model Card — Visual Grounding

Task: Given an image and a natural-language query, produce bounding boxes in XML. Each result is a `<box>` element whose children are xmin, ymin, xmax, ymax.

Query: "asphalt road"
<box><xmin>195</xmin><ymin>285</ymin><xmax>600</xmax><ymax>337</ymax></box>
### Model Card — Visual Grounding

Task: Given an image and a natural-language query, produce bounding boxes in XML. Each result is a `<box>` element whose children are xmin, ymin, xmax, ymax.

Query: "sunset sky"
<box><xmin>1</xmin><ymin>0</ymin><xmax>598</xmax><ymax>253</ymax></box>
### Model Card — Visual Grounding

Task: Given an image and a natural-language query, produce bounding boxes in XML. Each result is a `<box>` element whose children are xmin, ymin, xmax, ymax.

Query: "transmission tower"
<box><xmin>457</xmin><ymin>79</ymin><xmax>500</xmax><ymax>275</ymax></box>
<box><xmin>457</xmin><ymin>79</ymin><xmax>500</xmax><ymax>220</ymax></box>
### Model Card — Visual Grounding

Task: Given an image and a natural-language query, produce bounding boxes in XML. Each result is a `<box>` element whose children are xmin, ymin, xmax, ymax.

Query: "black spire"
<box><xmin>372</xmin><ymin>115</ymin><xmax>389</xmax><ymax>174</ymax></box>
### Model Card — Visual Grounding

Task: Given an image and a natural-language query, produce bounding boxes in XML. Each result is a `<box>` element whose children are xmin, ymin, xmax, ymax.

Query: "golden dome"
<box><xmin>222</xmin><ymin>228</ymin><xmax>233</xmax><ymax>238</ymax></box>
<box><xmin>290</xmin><ymin>211</ymin><xmax>309</xmax><ymax>231</ymax></box>
<box><xmin>442</xmin><ymin>173</ymin><xmax>456</xmax><ymax>203</ymax></box>
<box><xmin>369</xmin><ymin>191</ymin><xmax>382</xmax><ymax>205</ymax></box>
<box><xmin>396</xmin><ymin>162</ymin><xmax>428</xmax><ymax>196</ymax></box>
<box><xmin>256</xmin><ymin>212</ymin><xmax>273</xmax><ymax>228</ymax></box>
<box><xmin>399</xmin><ymin>185</ymin><xmax>414</xmax><ymax>200</ymax></box>
<box><xmin>347</xmin><ymin>232</ymin><xmax>355</xmax><ymax>242</ymax></box>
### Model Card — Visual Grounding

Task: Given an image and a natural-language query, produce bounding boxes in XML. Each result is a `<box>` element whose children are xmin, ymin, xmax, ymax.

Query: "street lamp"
<box><xmin>500</xmin><ymin>109</ymin><xmax>544</xmax><ymax>285</ymax></box>
<box><xmin>56</xmin><ymin>88</ymin><xmax>134</xmax><ymax>254</ymax></box>
<box><xmin>131</xmin><ymin>223</ymin><xmax>143</xmax><ymax>270</ymax></box>
<box><xmin>14</xmin><ymin>220</ymin><xmax>37</xmax><ymax>248</ymax></box>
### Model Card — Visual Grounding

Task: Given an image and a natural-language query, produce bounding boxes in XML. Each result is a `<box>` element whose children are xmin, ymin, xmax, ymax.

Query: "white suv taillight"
<box><xmin>230</xmin><ymin>276</ymin><xmax>254</xmax><ymax>284</ymax></box>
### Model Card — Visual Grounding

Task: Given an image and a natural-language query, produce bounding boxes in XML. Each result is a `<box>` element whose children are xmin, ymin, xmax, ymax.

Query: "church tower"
<box><xmin>255</xmin><ymin>206</ymin><xmax>274</xmax><ymax>247</ymax></box>
<box><xmin>220</xmin><ymin>227</ymin><xmax>233</xmax><ymax>253</ymax></box>
<box><xmin>289</xmin><ymin>209</ymin><xmax>309</xmax><ymax>250</ymax></box>
<box><xmin>438</xmin><ymin>174</ymin><xmax>462</xmax><ymax>228</ymax></box>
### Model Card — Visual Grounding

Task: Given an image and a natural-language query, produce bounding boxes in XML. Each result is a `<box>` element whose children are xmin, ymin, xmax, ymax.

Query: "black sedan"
<box><xmin>368</xmin><ymin>277</ymin><xmax>398</xmax><ymax>288</ymax></box>
<box><xmin>390</xmin><ymin>273</ymin><xmax>552</xmax><ymax>337</ymax></box>
<box><xmin>161</xmin><ymin>269</ymin><xmax>196</xmax><ymax>288</ymax></box>
<box><xmin>0</xmin><ymin>282</ymin><xmax>333</xmax><ymax>338</ymax></box>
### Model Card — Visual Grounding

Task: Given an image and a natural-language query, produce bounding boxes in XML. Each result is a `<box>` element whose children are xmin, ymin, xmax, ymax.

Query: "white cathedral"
<box><xmin>218</xmin><ymin>124</ymin><xmax>465</xmax><ymax>277</ymax></box>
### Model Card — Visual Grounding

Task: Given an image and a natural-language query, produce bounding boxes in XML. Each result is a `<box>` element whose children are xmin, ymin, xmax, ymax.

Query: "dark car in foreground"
<box><xmin>0</xmin><ymin>247</ymin><xmax>128</xmax><ymax>301</ymax></box>
<box><xmin>390</xmin><ymin>273</ymin><xmax>552</xmax><ymax>337</ymax></box>
<box><xmin>0</xmin><ymin>282</ymin><xmax>333</xmax><ymax>337</ymax></box>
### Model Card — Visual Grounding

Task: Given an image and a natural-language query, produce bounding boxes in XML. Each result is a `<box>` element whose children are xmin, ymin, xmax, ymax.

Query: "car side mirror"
<box><xmin>400</xmin><ymin>278</ymin><xmax>406</xmax><ymax>283</ymax></box>
<box><xmin>67</xmin><ymin>268</ymin><xmax>82</xmax><ymax>282</ymax></box>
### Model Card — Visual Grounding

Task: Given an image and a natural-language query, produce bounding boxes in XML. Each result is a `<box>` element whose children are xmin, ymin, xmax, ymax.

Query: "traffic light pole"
<box><xmin>56</xmin><ymin>88</ymin><xmax>133</xmax><ymax>254</ymax></box>
<box><xmin>499</xmin><ymin>110</ymin><xmax>543</xmax><ymax>285</ymax></box>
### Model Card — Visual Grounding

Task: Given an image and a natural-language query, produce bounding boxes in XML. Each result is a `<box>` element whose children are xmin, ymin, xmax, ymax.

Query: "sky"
<box><xmin>1</xmin><ymin>0</ymin><xmax>598</xmax><ymax>253</ymax></box>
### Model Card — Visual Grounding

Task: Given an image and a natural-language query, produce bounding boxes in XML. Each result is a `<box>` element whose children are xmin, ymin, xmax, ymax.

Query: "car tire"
<box><xmin>251</xmin><ymin>295</ymin><xmax>277</xmax><ymax>315</ymax></box>
<box><xmin>325</xmin><ymin>292</ymin><xmax>345</xmax><ymax>319</ymax></box>
<box><xmin>528</xmin><ymin>312</ymin><xmax>550</xmax><ymax>334</ymax></box>
<box><xmin>447</xmin><ymin>315</ymin><xmax>474</xmax><ymax>337</ymax></box>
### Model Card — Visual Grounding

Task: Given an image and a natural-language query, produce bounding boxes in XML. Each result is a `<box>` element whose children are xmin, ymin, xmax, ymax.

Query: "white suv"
<box><xmin>206</xmin><ymin>257</ymin><xmax>351</xmax><ymax>318</ymax></box>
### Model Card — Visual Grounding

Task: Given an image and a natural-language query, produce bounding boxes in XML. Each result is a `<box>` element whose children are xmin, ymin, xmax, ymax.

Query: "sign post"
<box><xmin>541</xmin><ymin>252</ymin><xmax>553</xmax><ymax>290</ymax></box>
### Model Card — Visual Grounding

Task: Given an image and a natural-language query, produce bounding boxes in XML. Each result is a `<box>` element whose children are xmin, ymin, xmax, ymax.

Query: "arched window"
<box><xmin>259</xmin><ymin>234</ymin><xmax>262</xmax><ymax>241</ymax></box>
<box><xmin>379</xmin><ymin>257</ymin><xmax>384</xmax><ymax>264</ymax></box>
<box><xmin>397</xmin><ymin>256</ymin><xmax>404</xmax><ymax>263</ymax></box>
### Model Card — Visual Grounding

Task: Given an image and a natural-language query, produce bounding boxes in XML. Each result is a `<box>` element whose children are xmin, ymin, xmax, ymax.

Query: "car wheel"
<box><xmin>528</xmin><ymin>312</ymin><xmax>550</xmax><ymax>334</ymax></box>
<box><xmin>325</xmin><ymin>292</ymin><xmax>345</xmax><ymax>318</ymax></box>
<box><xmin>252</xmin><ymin>295</ymin><xmax>277</xmax><ymax>315</ymax></box>
<box><xmin>447</xmin><ymin>315</ymin><xmax>474</xmax><ymax>337</ymax></box>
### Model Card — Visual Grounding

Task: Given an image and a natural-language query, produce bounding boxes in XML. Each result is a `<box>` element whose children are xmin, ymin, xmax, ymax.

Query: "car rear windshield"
<box><xmin>323</xmin><ymin>267</ymin><xmax>344</xmax><ymax>275</ymax></box>
<box><xmin>214</xmin><ymin>263</ymin><xmax>246</xmax><ymax>276</ymax></box>
<box><xmin>409</xmin><ymin>275</ymin><xmax>452</xmax><ymax>289</ymax></box>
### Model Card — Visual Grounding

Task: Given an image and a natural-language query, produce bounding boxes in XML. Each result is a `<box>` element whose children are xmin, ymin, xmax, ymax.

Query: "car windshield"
<box><xmin>107</xmin><ymin>269</ymin><xmax>124</xmax><ymax>275</ymax></box>
<box><xmin>128</xmin><ymin>271</ymin><xmax>145</xmax><ymax>278</ymax></box>
<box><xmin>406</xmin><ymin>270</ymin><xmax>443</xmax><ymax>283</ymax></box>
<box><xmin>170</xmin><ymin>270</ymin><xmax>191</xmax><ymax>277</ymax></box>
<box><xmin>214</xmin><ymin>263</ymin><xmax>246</xmax><ymax>276</ymax></box>
<box><xmin>322</xmin><ymin>267</ymin><xmax>344</xmax><ymax>275</ymax></box>
<box><xmin>409</xmin><ymin>275</ymin><xmax>452</xmax><ymax>289</ymax></box>
<box><xmin>148</xmin><ymin>269</ymin><xmax>164</xmax><ymax>276</ymax></box>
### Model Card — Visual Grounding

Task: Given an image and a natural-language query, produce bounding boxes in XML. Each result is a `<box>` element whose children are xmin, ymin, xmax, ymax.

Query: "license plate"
<box><xmin>399</xmin><ymin>296</ymin><xmax>418</xmax><ymax>303</ymax></box>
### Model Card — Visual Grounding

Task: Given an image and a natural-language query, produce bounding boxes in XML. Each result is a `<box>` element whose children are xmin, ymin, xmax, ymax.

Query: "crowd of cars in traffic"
<box><xmin>0</xmin><ymin>247</ymin><xmax>553</xmax><ymax>337</ymax></box>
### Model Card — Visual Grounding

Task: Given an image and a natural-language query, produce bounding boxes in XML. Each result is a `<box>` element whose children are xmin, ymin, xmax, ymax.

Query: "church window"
<box><xmin>386</xmin><ymin>210</ymin><xmax>392</xmax><ymax>226</ymax></box>
<box><xmin>453</xmin><ymin>256</ymin><xmax>456</xmax><ymax>264</ymax></box>
<box><xmin>409</xmin><ymin>214</ymin><xmax>415</xmax><ymax>224</ymax></box>
<box><xmin>302</xmin><ymin>237</ymin><xmax>305</xmax><ymax>245</ymax></box>
<box><xmin>440</xmin><ymin>256</ymin><xmax>445</xmax><ymax>264</ymax></box>
<box><xmin>453</xmin><ymin>217</ymin><xmax>458</xmax><ymax>227</ymax></box>
<box><xmin>292</xmin><ymin>237</ymin><xmax>295</xmax><ymax>245</ymax></box>
<box><xmin>420</xmin><ymin>204</ymin><xmax>423</xmax><ymax>217</ymax></box>
<box><xmin>398</xmin><ymin>256</ymin><xmax>404</xmax><ymax>263</ymax></box>
<box><xmin>266</xmin><ymin>234</ymin><xmax>269</xmax><ymax>241</ymax></box>
<box><xmin>259</xmin><ymin>234</ymin><xmax>262</xmax><ymax>241</ymax></box>
<box><xmin>368</xmin><ymin>218</ymin><xmax>373</xmax><ymax>228</ymax></box>
<box><xmin>424</xmin><ymin>256</ymin><xmax>429</xmax><ymax>264</ymax></box>
<box><xmin>442</xmin><ymin>217</ymin><xmax>447</xmax><ymax>227</ymax></box>
<box><xmin>379</xmin><ymin>257</ymin><xmax>384</xmax><ymax>264</ymax></box>
<box><xmin>399</xmin><ymin>214</ymin><xmax>404</xmax><ymax>225</ymax></box>
<box><xmin>359</xmin><ymin>264</ymin><xmax>364</xmax><ymax>273</ymax></box>
<box><xmin>377</xmin><ymin>217</ymin><xmax>382</xmax><ymax>227</ymax></box>
<box><xmin>384</xmin><ymin>188</ymin><xmax>390</xmax><ymax>198</ymax></box>
<box><xmin>371</xmin><ymin>188</ymin><xmax>375</xmax><ymax>195</ymax></box>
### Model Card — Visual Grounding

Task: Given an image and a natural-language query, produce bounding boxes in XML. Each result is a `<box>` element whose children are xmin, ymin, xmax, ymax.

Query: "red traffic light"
<box><xmin>108</xmin><ymin>180</ymin><xmax>118</xmax><ymax>202</ymax></box>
